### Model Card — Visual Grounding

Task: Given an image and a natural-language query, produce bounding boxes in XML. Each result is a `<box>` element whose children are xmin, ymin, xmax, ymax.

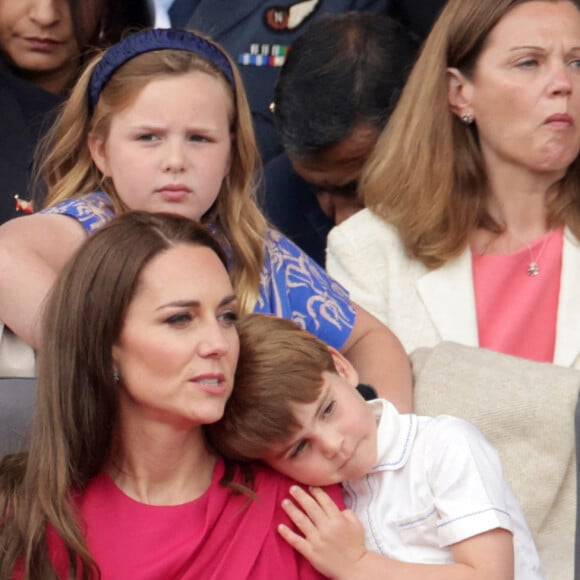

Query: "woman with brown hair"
<box><xmin>0</xmin><ymin>211</ymin><xmax>339</xmax><ymax>578</ymax></box>
<box><xmin>328</xmin><ymin>0</ymin><xmax>580</xmax><ymax>366</ymax></box>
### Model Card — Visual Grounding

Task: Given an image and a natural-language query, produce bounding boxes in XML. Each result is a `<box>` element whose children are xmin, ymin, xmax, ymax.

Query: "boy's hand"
<box><xmin>278</xmin><ymin>485</ymin><xmax>368</xmax><ymax>579</ymax></box>
<box><xmin>279</xmin><ymin>486</ymin><xmax>517</xmax><ymax>580</ymax></box>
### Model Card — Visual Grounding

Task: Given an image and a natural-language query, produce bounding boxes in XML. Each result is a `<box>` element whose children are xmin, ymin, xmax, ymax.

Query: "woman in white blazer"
<box><xmin>327</xmin><ymin>0</ymin><xmax>580</xmax><ymax>367</ymax></box>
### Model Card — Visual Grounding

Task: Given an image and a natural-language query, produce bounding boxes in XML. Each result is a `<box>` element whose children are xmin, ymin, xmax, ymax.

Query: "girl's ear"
<box><xmin>87</xmin><ymin>132</ymin><xmax>110</xmax><ymax>176</ymax></box>
<box><xmin>447</xmin><ymin>67</ymin><xmax>475</xmax><ymax>120</ymax></box>
<box><xmin>328</xmin><ymin>347</ymin><xmax>359</xmax><ymax>387</ymax></box>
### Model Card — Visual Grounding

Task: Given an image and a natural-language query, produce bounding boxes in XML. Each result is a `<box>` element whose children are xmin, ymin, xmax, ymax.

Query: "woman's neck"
<box><xmin>486</xmin><ymin>159</ymin><xmax>560</xmax><ymax>229</ymax></box>
<box><xmin>487</xmin><ymin>194</ymin><xmax>548</xmax><ymax>238</ymax></box>
<box><xmin>109</xmin><ymin>420</ymin><xmax>217</xmax><ymax>506</ymax></box>
<box><xmin>16</xmin><ymin>61</ymin><xmax>78</xmax><ymax>95</ymax></box>
<box><xmin>470</xmin><ymin>160</ymin><xmax>562</xmax><ymax>254</ymax></box>
<box><xmin>483</xmin><ymin>142</ymin><xmax>567</xmax><ymax>200</ymax></box>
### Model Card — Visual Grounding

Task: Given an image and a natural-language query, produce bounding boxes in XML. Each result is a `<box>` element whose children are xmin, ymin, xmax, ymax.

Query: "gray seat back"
<box><xmin>0</xmin><ymin>377</ymin><xmax>36</xmax><ymax>456</ymax></box>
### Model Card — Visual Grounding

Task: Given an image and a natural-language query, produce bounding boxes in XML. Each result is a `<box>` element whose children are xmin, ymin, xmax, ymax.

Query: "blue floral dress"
<box><xmin>42</xmin><ymin>192</ymin><xmax>355</xmax><ymax>348</ymax></box>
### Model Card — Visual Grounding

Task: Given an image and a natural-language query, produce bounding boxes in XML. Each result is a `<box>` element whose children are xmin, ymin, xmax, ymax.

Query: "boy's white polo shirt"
<box><xmin>342</xmin><ymin>399</ymin><xmax>543</xmax><ymax>578</ymax></box>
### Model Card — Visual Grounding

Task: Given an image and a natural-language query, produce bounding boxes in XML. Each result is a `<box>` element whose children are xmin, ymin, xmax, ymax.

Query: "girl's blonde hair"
<box><xmin>38</xmin><ymin>30</ymin><xmax>267</xmax><ymax>311</ymax></box>
<box><xmin>362</xmin><ymin>0</ymin><xmax>580</xmax><ymax>269</ymax></box>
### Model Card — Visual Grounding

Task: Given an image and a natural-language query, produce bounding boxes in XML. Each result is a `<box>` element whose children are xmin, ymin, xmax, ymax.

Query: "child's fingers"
<box><xmin>288</xmin><ymin>485</ymin><xmax>341</xmax><ymax>520</ymax></box>
<box><xmin>281</xmin><ymin>497</ymin><xmax>318</xmax><ymax>537</ymax></box>
<box><xmin>307</xmin><ymin>486</ymin><xmax>341</xmax><ymax>515</ymax></box>
<box><xmin>278</xmin><ymin>522</ymin><xmax>312</xmax><ymax>558</ymax></box>
<box><xmin>287</xmin><ymin>486</ymin><xmax>327</xmax><ymax>523</ymax></box>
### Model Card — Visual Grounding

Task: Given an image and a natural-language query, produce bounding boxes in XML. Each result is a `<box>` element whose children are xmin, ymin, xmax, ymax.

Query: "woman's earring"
<box><xmin>113</xmin><ymin>370</ymin><xmax>120</xmax><ymax>382</ymax></box>
<box><xmin>461</xmin><ymin>112</ymin><xmax>474</xmax><ymax>125</ymax></box>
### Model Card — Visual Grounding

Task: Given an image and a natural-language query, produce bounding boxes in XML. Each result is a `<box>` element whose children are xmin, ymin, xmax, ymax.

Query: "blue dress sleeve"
<box><xmin>39</xmin><ymin>192</ymin><xmax>115</xmax><ymax>234</ymax></box>
<box><xmin>255</xmin><ymin>229</ymin><xmax>356</xmax><ymax>349</ymax></box>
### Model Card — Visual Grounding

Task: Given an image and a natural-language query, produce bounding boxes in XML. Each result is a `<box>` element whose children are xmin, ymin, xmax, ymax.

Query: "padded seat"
<box><xmin>412</xmin><ymin>342</ymin><xmax>580</xmax><ymax>580</ymax></box>
<box><xmin>0</xmin><ymin>377</ymin><xmax>36</xmax><ymax>456</ymax></box>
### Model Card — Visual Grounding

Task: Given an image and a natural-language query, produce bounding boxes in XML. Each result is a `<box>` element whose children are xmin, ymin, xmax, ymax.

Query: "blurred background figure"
<box><xmin>263</xmin><ymin>12</ymin><xmax>419</xmax><ymax>265</ymax></box>
<box><xmin>386</xmin><ymin>0</ymin><xmax>445</xmax><ymax>39</ymax></box>
<box><xmin>0</xmin><ymin>0</ymin><xmax>151</xmax><ymax>224</ymax></box>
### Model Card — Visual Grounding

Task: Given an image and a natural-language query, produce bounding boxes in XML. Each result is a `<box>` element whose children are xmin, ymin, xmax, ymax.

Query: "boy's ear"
<box><xmin>329</xmin><ymin>347</ymin><xmax>359</xmax><ymax>387</ymax></box>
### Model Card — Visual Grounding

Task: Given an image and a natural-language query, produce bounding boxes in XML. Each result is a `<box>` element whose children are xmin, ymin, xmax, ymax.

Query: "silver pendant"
<box><xmin>528</xmin><ymin>262</ymin><xmax>540</xmax><ymax>276</ymax></box>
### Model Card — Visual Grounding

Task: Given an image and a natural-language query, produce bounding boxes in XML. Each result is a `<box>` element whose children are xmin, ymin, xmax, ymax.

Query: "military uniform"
<box><xmin>153</xmin><ymin>0</ymin><xmax>392</xmax><ymax>161</ymax></box>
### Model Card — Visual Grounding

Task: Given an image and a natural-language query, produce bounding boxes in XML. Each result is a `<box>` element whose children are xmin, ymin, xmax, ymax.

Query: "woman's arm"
<box><xmin>340</xmin><ymin>302</ymin><xmax>413</xmax><ymax>411</ymax></box>
<box><xmin>0</xmin><ymin>213</ymin><xmax>88</xmax><ymax>348</ymax></box>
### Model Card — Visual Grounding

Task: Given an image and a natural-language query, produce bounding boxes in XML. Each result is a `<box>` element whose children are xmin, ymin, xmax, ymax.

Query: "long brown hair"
<box><xmin>0</xmin><ymin>212</ymin><xmax>229</xmax><ymax>579</ymax></box>
<box><xmin>363</xmin><ymin>0</ymin><xmax>580</xmax><ymax>268</ymax></box>
<box><xmin>68</xmin><ymin>0</ymin><xmax>151</xmax><ymax>54</ymax></box>
<box><xmin>37</xmin><ymin>30</ymin><xmax>267</xmax><ymax>312</ymax></box>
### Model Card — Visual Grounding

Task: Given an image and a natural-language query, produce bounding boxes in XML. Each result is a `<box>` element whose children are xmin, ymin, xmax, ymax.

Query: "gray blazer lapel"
<box><xmin>416</xmin><ymin>249</ymin><xmax>479</xmax><ymax>346</ymax></box>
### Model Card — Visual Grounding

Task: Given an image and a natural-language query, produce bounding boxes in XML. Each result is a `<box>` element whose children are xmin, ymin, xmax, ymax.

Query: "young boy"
<box><xmin>207</xmin><ymin>313</ymin><xmax>543</xmax><ymax>580</ymax></box>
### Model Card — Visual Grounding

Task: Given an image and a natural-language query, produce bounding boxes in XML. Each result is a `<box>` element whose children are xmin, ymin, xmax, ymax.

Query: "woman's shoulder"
<box><xmin>329</xmin><ymin>208</ymin><xmax>401</xmax><ymax>244</ymax></box>
<box><xmin>327</xmin><ymin>209</ymin><xmax>406</xmax><ymax>264</ymax></box>
<box><xmin>250</xmin><ymin>462</ymin><xmax>345</xmax><ymax>508</ymax></box>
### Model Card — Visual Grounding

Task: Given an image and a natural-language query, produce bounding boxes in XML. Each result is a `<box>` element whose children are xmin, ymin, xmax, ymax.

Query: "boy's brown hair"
<box><xmin>207</xmin><ymin>313</ymin><xmax>336</xmax><ymax>461</ymax></box>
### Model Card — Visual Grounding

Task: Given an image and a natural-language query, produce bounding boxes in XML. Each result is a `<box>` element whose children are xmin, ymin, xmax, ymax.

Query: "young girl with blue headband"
<box><xmin>0</xmin><ymin>27</ymin><xmax>412</xmax><ymax>409</ymax></box>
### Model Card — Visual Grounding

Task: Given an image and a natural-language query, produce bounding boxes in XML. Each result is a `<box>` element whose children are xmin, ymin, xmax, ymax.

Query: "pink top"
<box><xmin>472</xmin><ymin>228</ymin><xmax>563</xmax><ymax>363</ymax></box>
<box><xmin>44</xmin><ymin>459</ymin><xmax>341</xmax><ymax>579</ymax></box>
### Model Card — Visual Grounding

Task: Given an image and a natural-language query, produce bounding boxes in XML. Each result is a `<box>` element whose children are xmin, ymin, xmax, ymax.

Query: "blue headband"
<box><xmin>88</xmin><ymin>28</ymin><xmax>235</xmax><ymax>110</ymax></box>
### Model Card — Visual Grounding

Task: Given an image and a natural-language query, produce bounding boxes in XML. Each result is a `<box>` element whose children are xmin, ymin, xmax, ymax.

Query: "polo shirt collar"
<box><xmin>368</xmin><ymin>399</ymin><xmax>418</xmax><ymax>472</ymax></box>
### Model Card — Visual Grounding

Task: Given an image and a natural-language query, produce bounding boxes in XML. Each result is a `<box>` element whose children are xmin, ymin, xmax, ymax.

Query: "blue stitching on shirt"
<box><xmin>363</xmin><ymin>475</ymin><xmax>386</xmax><ymax>555</ymax></box>
<box><xmin>374</xmin><ymin>413</ymin><xmax>415</xmax><ymax>469</ymax></box>
<box><xmin>397</xmin><ymin>507</ymin><xmax>437</xmax><ymax>528</ymax></box>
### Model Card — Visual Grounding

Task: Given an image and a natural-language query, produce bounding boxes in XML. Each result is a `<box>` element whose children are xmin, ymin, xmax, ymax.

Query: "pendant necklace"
<box><xmin>477</xmin><ymin>230</ymin><xmax>553</xmax><ymax>276</ymax></box>
<box><xmin>516</xmin><ymin>232</ymin><xmax>552</xmax><ymax>277</ymax></box>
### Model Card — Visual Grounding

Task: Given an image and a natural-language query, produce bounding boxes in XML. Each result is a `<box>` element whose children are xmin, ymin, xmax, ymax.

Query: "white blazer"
<box><xmin>327</xmin><ymin>208</ymin><xmax>580</xmax><ymax>368</ymax></box>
